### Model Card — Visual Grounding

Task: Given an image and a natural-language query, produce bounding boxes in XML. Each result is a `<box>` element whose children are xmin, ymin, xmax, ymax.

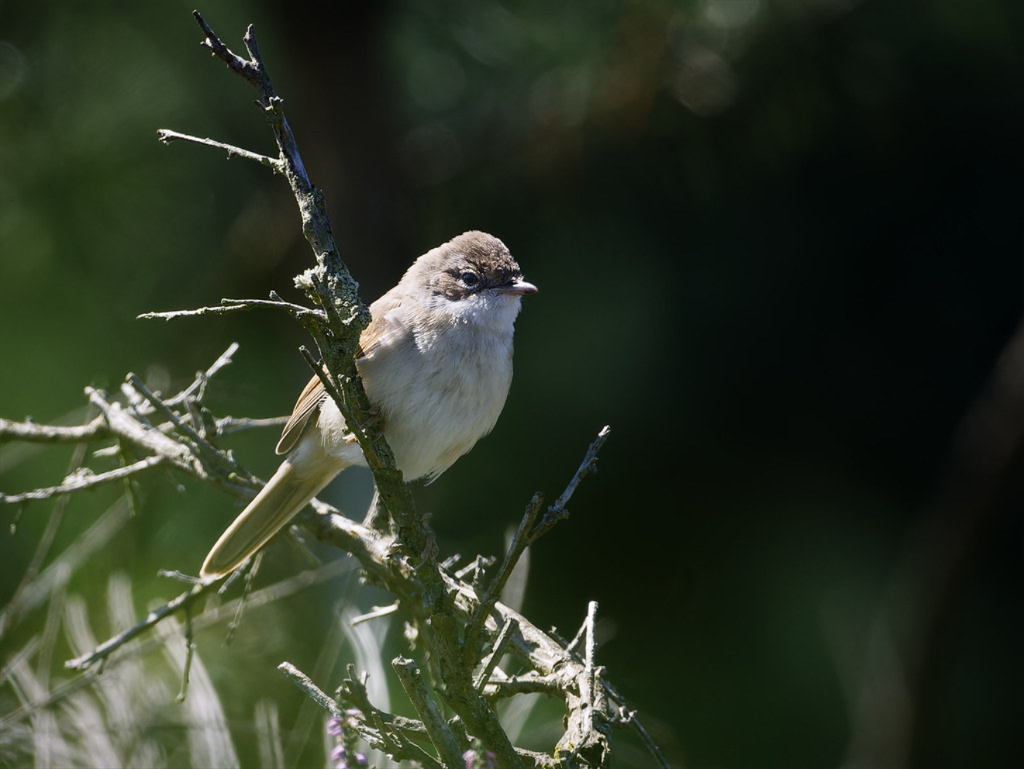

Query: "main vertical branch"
<box><xmin>187</xmin><ymin>11</ymin><xmax>426</xmax><ymax>556</ymax></box>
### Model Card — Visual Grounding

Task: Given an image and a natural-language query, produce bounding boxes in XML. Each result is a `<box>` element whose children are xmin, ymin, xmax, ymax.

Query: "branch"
<box><xmin>169</xmin><ymin>12</ymin><xmax>429</xmax><ymax>567</ymax></box>
<box><xmin>533</xmin><ymin>425</ymin><xmax>610</xmax><ymax>541</ymax></box>
<box><xmin>65</xmin><ymin>580</ymin><xmax>215</xmax><ymax>671</ymax></box>
<box><xmin>138</xmin><ymin>295</ymin><xmax>323</xmax><ymax>322</ymax></box>
<box><xmin>165</xmin><ymin>340</ymin><xmax>240</xmax><ymax>406</ymax></box>
<box><xmin>333</xmin><ymin>663</ymin><xmax>444</xmax><ymax>768</ymax></box>
<box><xmin>555</xmin><ymin>601</ymin><xmax>610</xmax><ymax>765</ymax></box>
<box><xmin>278</xmin><ymin>662</ymin><xmax>343</xmax><ymax>717</ymax></box>
<box><xmin>475</xmin><ymin>616</ymin><xmax>520</xmax><ymax>693</ymax></box>
<box><xmin>483</xmin><ymin>674</ymin><xmax>561</xmax><ymax>699</ymax></box>
<box><xmin>1</xmin><ymin>558</ymin><xmax>354</xmax><ymax>729</ymax></box>
<box><xmin>216</xmin><ymin>415</ymin><xmax>288</xmax><ymax>435</ymax></box>
<box><xmin>464</xmin><ymin>427</ymin><xmax>611</xmax><ymax>668</ymax></box>
<box><xmin>0</xmin><ymin>416</ymin><xmax>108</xmax><ymax>444</ymax></box>
<box><xmin>0</xmin><ymin>455</ymin><xmax>164</xmax><ymax>504</ymax></box>
<box><xmin>3</xmin><ymin>348</ymin><xmax>655</xmax><ymax>763</ymax></box>
<box><xmin>393</xmin><ymin>657</ymin><xmax>466</xmax><ymax>767</ymax></box>
<box><xmin>0</xmin><ymin>348</ymin><xmax>264</xmax><ymax>508</ymax></box>
<box><xmin>156</xmin><ymin>129</ymin><xmax>282</xmax><ymax>169</ymax></box>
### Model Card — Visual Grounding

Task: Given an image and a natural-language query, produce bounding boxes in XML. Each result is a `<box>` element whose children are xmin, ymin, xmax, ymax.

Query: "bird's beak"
<box><xmin>503</xmin><ymin>278</ymin><xmax>538</xmax><ymax>295</ymax></box>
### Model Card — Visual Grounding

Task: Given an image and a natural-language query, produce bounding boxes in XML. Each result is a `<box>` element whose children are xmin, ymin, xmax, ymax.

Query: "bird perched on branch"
<box><xmin>201</xmin><ymin>231</ymin><xmax>536</xmax><ymax>577</ymax></box>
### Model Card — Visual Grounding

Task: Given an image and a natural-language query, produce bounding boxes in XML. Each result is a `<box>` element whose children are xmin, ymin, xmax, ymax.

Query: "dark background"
<box><xmin>1</xmin><ymin>1</ymin><xmax>1020</xmax><ymax>767</ymax></box>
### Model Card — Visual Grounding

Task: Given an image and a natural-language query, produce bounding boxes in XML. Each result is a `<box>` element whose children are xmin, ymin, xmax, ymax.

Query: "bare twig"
<box><xmin>555</xmin><ymin>600</ymin><xmax>611</xmax><ymax>767</ymax></box>
<box><xmin>224</xmin><ymin>551</ymin><xmax>263</xmax><ymax>645</ymax></box>
<box><xmin>215</xmin><ymin>415</ymin><xmax>288</xmax><ymax>435</ymax></box>
<box><xmin>175</xmin><ymin>341</ymin><xmax>241</xmax><ymax>402</ymax></box>
<box><xmin>65</xmin><ymin>580</ymin><xmax>214</xmax><ymax>671</ymax></box>
<box><xmin>582</xmin><ymin>601</ymin><xmax>599</xmax><ymax>722</ymax></box>
<box><xmin>175</xmin><ymin>607</ymin><xmax>197</xmax><ymax>702</ymax></box>
<box><xmin>156</xmin><ymin>128</ymin><xmax>281</xmax><ymax>169</ymax></box>
<box><xmin>0</xmin><ymin>455</ymin><xmax>164</xmax><ymax>504</ymax></box>
<box><xmin>475</xmin><ymin>616</ymin><xmax>520</xmax><ymax>693</ymax></box>
<box><xmin>126</xmin><ymin>373</ymin><xmax>220</xmax><ymax>459</ymax></box>
<box><xmin>334</xmin><ymin>663</ymin><xmax>443</xmax><ymax>767</ymax></box>
<box><xmin>617</xmin><ymin>710</ymin><xmax>673</xmax><ymax>769</ymax></box>
<box><xmin>349</xmin><ymin>602</ymin><xmax>400</xmax><ymax>626</ymax></box>
<box><xmin>278</xmin><ymin>662</ymin><xmax>343</xmax><ymax>717</ymax></box>
<box><xmin>392</xmin><ymin>657</ymin><xmax>466</xmax><ymax>767</ymax></box>
<box><xmin>484</xmin><ymin>674</ymin><xmax>561</xmax><ymax>698</ymax></box>
<box><xmin>168</xmin><ymin>12</ymin><xmax>428</xmax><ymax>565</ymax></box>
<box><xmin>139</xmin><ymin>296</ymin><xmax>323</xmax><ymax>323</ymax></box>
<box><xmin>0</xmin><ymin>417</ymin><xmax>108</xmax><ymax>445</ymax></box>
<box><xmin>0</xmin><ymin>439</ymin><xmax>90</xmax><ymax>641</ymax></box>
<box><xmin>464</xmin><ymin>427</ymin><xmax>611</xmax><ymax>671</ymax></box>
<box><xmin>532</xmin><ymin>425</ymin><xmax>610</xmax><ymax>541</ymax></box>
<box><xmin>3</xmin><ymin>558</ymin><xmax>354</xmax><ymax>729</ymax></box>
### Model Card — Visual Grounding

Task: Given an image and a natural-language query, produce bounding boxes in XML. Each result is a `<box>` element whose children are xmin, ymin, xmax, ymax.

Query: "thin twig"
<box><xmin>334</xmin><ymin>663</ymin><xmax>441</xmax><ymax>764</ymax></box>
<box><xmin>0</xmin><ymin>455</ymin><xmax>165</xmax><ymax>504</ymax></box>
<box><xmin>475</xmin><ymin>616</ymin><xmax>520</xmax><ymax>693</ymax></box>
<box><xmin>2</xmin><ymin>559</ymin><xmax>352</xmax><ymax>729</ymax></box>
<box><xmin>392</xmin><ymin>657</ymin><xmax>466</xmax><ymax>767</ymax></box>
<box><xmin>138</xmin><ymin>297</ymin><xmax>321</xmax><ymax>322</ymax></box>
<box><xmin>484</xmin><ymin>674</ymin><xmax>561</xmax><ymax>699</ymax></box>
<box><xmin>349</xmin><ymin>603</ymin><xmax>400</xmax><ymax>626</ymax></box>
<box><xmin>531</xmin><ymin>425</ymin><xmax>611</xmax><ymax>542</ymax></box>
<box><xmin>138</xmin><ymin>304</ymin><xmax>257</xmax><ymax>321</ymax></box>
<box><xmin>156</xmin><ymin>129</ymin><xmax>282</xmax><ymax>170</ymax></box>
<box><xmin>215</xmin><ymin>415</ymin><xmax>288</xmax><ymax>435</ymax></box>
<box><xmin>620</xmin><ymin>711</ymin><xmax>673</xmax><ymax>769</ymax></box>
<box><xmin>0</xmin><ymin>436</ymin><xmax>82</xmax><ymax>636</ymax></box>
<box><xmin>582</xmin><ymin>600</ymin><xmax>598</xmax><ymax>728</ymax></box>
<box><xmin>65</xmin><ymin>580</ymin><xmax>216</xmax><ymax>671</ymax></box>
<box><xmin>85</xmin><ymin>387</ymin><xmax>198</xmax><ymax>472</ymax></box>
<box><xmin>463</xmin><ymin>495</ymin><xmax>541</xmax><ymax>666</ymax></box>
<box><xmin>566</xmin><ymin>609</ymin><xmax>589</xmax><ymax>656</ymax></box>
<box><xmin>465</xmin><ymin>427</ymin><xmax>612</xmax><ymax>668</ymax></box>
<box><xmin>224</xmin><ymin>551</ymin><xmax>262</xmax><ymax>645</ymax></box>
<box><xmin>278</xmin><ymin>661</ymin><xmax>343</xmax><ymax>717</ymax></box>
<box><xmin>221</xmin><ymin>296</ymin><xmax>324</xmax><ymax>318</ymax></box>
<box><xmin>126</xmin><ymin>373</ymin><xmax>218</xmax><ymax>457</ymax></box>
<box><xmin>554</xmin><ymin>600</ymin><xmax>611</xmax><ymax>766</ymax></box>
<box><xmin>175</xmin><ymin>607</ymin><xmax>196</xmax><ymax>702</ymax></box>
<box><xmin>0</xmin><ymin>416</ymin><xmax>108</xmax><ymax>445</ymax></box>
<box><xmin>181</xmin><ymin>342</ymin><xmax>241</xmax><ymax>400</ymax></box>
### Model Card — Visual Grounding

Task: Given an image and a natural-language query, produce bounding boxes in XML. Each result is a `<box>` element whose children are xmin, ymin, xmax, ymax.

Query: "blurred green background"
<box><xmin>1</xmin><ymin>1</ymin><xmax>1021</xmax><ymax>767</ymax></box>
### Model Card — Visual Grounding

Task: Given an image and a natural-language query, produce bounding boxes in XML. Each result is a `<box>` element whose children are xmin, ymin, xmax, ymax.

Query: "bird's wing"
<box><xmin>275</xmin><ymin>375</ymin><xmax>327</xmax><ymax>455</ymax></box>
<box><xmin>357</xmin><ymin>293</ymin><xmax>407</xmax><ymax>360</ymax></box>
<box><xmin>276</xmin><ymin>293</ymin><xmax>407</xmax><ymax>455</ymax></box>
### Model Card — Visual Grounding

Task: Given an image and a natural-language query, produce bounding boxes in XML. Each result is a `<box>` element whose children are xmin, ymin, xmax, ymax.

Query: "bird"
<box><xmin>200</xmin><ymin>231</ymin><xmax>536</xmax><ymax>577</ymax></box>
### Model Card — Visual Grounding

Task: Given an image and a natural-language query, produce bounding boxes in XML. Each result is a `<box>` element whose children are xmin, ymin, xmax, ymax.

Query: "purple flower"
<box><xmin>463</xmin><ymin>748</ymin><xmax>497</xmax><ymax>769</ymax></box>
<box><xmin>327</xmin><ymin>711</ymin><xmax>366</xmax><ymax>769</ymax></box>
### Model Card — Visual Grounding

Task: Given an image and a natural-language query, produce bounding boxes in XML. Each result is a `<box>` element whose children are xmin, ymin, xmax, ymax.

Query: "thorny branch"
<box><xmin>0</xmin><ymin>10</ymin><xmax>668</xmax><ymax>769</ymax></box>
<box><xmin>1</xmin><ymin>372</ymin><xmax>639</xmax><ymax>766</ymax></box>
<box><xmin>160</xmin><ymin>10</ymin><xmax>427</xmax><ymax>570</ymax></box>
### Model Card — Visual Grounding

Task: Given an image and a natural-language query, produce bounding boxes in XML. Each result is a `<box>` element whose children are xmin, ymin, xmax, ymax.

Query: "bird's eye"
<box><xmin>460</xmin><ymin>271</ymin><xmax>479</xmax><ymax>287</ymax></box>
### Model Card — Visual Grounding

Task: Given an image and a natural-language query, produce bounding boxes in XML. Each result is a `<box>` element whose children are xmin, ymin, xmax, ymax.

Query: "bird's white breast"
<box><xmin>347</xmin><ymin>290</ymin><xmax>522</xmax><ymax>481</ymax></box>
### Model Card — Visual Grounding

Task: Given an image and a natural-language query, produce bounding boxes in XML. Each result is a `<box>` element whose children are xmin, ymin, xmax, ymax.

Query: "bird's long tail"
<box><xmin>200</xmin><ymin>455</ymin><xmax>346</xmax><ymax>578</ymax></box>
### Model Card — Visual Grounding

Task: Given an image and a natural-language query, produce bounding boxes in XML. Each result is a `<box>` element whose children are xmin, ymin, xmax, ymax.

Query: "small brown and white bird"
<box><xmin>200</xmin><ymin>231</ymin><xmax>536</xmax><ymax>577</ymax></box>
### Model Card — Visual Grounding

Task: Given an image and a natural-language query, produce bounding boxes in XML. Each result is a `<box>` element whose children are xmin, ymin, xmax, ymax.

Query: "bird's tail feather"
<box><xmin>200</xmin><ymin>458</ymin><xmax>343</xmax><ymax>577</ymax></box>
